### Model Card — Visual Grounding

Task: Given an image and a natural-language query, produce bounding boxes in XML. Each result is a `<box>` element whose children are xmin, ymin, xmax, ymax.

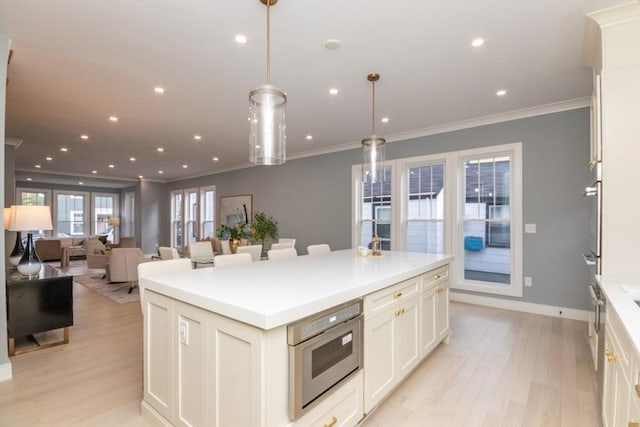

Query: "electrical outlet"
<box><xmin>525</xmin><ymin>224</ymin><xmax>537</xmax><ymax>233</ymax></box>
<box><xmin>524</xmin><ymin>276</ymin><xmax>533</xmax><ymax>287</ymax></box>
<box><xmin>179</xmin><ymin>319</ymin><xmax>189</xmax><ymax>345</ymax></box>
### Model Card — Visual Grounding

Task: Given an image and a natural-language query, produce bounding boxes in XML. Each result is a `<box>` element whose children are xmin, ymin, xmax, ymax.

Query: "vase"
<box><xmin>230</xmin><ymin>238</ymin><xmax>240</xmax><ymax>254</ymax></box>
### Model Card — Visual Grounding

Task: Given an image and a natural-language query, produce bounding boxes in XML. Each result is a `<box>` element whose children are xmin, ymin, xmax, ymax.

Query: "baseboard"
<box><xmin>449</xmin><ymin>292</ymin><xmax>590</xmax><ymax>322</ymax></box>
<box><xmin>0</xmin><ymin>361</ymin><xmax>13</xmax><ymax>382</ymax></box>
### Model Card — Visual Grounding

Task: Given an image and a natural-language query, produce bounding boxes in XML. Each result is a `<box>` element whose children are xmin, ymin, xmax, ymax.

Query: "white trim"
<box><xmin>5</xmin><ymin>137</ymin><xmax>22</xmax><ymax>148</ymax></box>
<box><xmin>0</xmin><ymin>362</ymin><xmax>12</xmax><ymax>382</ymax></box>
<box><xmin>450</xmin><ymin>292</ymin><xmax>590</xmax><ymax>322</ymax></box>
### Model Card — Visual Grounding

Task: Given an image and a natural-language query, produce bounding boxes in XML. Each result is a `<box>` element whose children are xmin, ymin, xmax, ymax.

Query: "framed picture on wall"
<box><xmin>219</xmin><ymin>195</ymin><xmax>253</xmax><ymax>228</ymax></box>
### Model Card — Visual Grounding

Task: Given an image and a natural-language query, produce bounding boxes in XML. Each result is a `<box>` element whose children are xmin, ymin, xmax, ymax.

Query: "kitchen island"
<box><xmin>140</xmin><ymin>249</ymin><xmax>452</xmax><ymax>427</ymax></box>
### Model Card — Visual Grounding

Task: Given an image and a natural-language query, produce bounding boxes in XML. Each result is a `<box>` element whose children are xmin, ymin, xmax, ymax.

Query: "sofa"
<box><xmin>34</xmin><ymin>237</ymin><xmax>87</xmax><ymax>261</ymax></box>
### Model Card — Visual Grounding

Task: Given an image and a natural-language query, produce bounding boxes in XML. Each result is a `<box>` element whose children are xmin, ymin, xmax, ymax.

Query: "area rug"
<box><xmin>73</xmin><ymin>274</ymin><xmax>139</xmax><ymax>304</ymax></box>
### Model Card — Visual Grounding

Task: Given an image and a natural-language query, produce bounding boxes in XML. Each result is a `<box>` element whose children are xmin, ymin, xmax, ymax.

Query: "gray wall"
<box><xmin>170</xmin><ymin>108</ymin><xmax>592</xmax><ymax>310</ymax></box>
<box><xmin>140</xmin><ymin>180</ymin><xmax>168</xmax><ymax>254</ymax></box>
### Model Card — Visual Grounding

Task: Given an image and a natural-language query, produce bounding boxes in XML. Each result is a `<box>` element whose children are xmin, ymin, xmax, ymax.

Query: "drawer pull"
<box><xmin>434</xmin><ymin>274</ymin><xmax>441</xmax><ymax>280</ymax></box>
<box><xmin>588</xmin><ymin>335</ymin><xmax>593</xmax><ymax>341</ymax></box>
<box><xmin>395</xmin><ymin>308</ymin><xmax>405</xmax><ymax>316</ymax></box>
<box><xmin>394</xmin><ymin>292</ymin><xmax>402</xmax><ymax>299</ymax></box>
<box><xmin>324</xmin><ymin>416</ymin><xmax>337</xmax><ymax>427</ymax></box>
<box><xmin>605</xmin><ymin>349</ymin><xmax>617</xmax><ymax>362</ymax></box>
<box><xmin>629</xmin><ymin>422</ymin><xmax>639</xmax><ymax>427</ymax></box>
<box><xmin>635</xmin><ymin>384</ymin><xmax>640</xmax><ymax>398</ymax></box>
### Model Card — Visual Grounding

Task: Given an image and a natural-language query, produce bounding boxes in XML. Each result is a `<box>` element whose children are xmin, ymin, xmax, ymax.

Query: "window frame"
<box><xmin>53</xmin><ymin>190</ymin><xmax>91</xmax><ymax>237</ymax></box>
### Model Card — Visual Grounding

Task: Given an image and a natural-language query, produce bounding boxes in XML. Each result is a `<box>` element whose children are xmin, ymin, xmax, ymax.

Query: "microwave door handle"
<box><xmin>589</xmin><ymin>285</ymin><xmax>604</xmax><ymax>306</ymax></box>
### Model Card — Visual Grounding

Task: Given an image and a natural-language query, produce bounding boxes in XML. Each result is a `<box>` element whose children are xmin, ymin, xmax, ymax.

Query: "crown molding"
<box><xmin>4</xmin><ymin>138</ymin><xmax>22</xmax><ymax>148</ymax></box>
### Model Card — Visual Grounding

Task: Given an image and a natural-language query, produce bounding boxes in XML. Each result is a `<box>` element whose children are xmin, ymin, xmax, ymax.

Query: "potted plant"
<box><xmin>252</xmin><ymin>211</ymin><xmax>278</xmax><ymax>255</ymax></box>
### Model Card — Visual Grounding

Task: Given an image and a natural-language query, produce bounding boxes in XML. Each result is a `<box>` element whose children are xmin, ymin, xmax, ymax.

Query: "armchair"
<box><xmin>85</xmin><ymin>239</ymin><xmax>110</xmax><ymax>270</ymax></box>
<box><xmin>106</xmin><ymin>248</ymin><xmax>146</xmax><ymax>293</ymax></box>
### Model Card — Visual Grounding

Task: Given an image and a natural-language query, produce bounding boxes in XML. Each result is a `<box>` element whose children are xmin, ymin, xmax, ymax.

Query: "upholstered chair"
<box><xmin>187</xmin><ymin>241</ymin><xmax>215</xmax><ymax>268</ymax></box>
<box><xmin>105</xmin><ymin>248</ymin><xmax>146</xmax><ymax>293</ymax></box>
<box><xmin>236</xmin><ymin>244</ymin><xmax>263</xmax><ymax>262</ymax></box>
<box><xmin>214</xmin><ymin>253</ymin><xmax>252</xmax><ymax>267</ymax></box>
<box><xmin>277</xmin><ymin>238</ymin><xmax>296</xmax><ymax>248</ymax></box>
<box><xmin>269</xmin><ymin>242</ymin><xmax>291</xmax><ymax>251</ymax></box>
<box><xmin>307</xmin><ymin>244</ymin><xmax>331</xmax><ymax>255</ymax></box>
<box><xmin>85</xmin><ymin>239</ymin><xmax>110</xmax><ymax>270</ymax></box>
<box><xmin>117</xmin><ymin>236</ymin><xmax>136</xmax><ymax>248</ymax></box>
<box><xmin>267</xmin><ymin>247</ymin><xmax>297</xmax><ymax>261</ymax></box>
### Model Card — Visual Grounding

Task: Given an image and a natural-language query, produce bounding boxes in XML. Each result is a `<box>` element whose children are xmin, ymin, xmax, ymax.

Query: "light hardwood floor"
<box><xmin>0</xmin><ymin>270</ymin><xmax>601</xmax><ymax>427</ymax></box>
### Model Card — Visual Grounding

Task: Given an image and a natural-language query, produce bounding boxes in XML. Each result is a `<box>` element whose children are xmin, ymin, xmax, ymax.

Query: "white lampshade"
<box><xmin>108</xmin><ymin>217</ymin><xmax>120</xmax><ymax>226</ymax></box>
<box><xmin>4</xmin><ymin>207</ymin><xmax>10</xmax><ymax>230</ymax></box>
<box><xmin>9</xmin><ymin>205</ymin><xmax>53</xmax><ymax>231</ymax></box>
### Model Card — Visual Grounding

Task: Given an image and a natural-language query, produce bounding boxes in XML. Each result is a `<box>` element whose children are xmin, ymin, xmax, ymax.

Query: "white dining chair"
<box><xmin>158</xmin><ymin>246</ymin><xmax>180</xmax><ymax>260</ymax></box>
<box><xmin>277</xmin><ymin>238</ymin><xmax>296</xmax><ymax>249</ymax></box>
<box><xmin>188</xmin><ymin>241</ymin><xmax>215</xmax><ymax>268</ymax></box>
<box><xmin>220</xmin><ymin>239</ymin><xmax>232</xmax><ymax>255</ymax></box>
<box><xmin>270</xmin><ymin>242</ymin><xmax>291</xmax><ymax>251</ymax></box>
<box><xmin>267</xmin><ymin>247</ymin><xmax>297</xmax><ymax>261</ymax></box>
<box><xmin>214</xmin><ymin>253</ymin><xmax>253</xmax><ymax>267</ymax></box>
<box><xmin>138</xmin><ymin>258</ymin><xmax>192</xmax><ymax>313</ymax></box>
<box><xmin>307</xmin><ymin>244</ymin><xmax>330</xmax><ymax>255</ymax></box>
<box><xmin>237</xmin><ymin>244</ymin><xmax>263</xmax><ymax>262</ymax></box>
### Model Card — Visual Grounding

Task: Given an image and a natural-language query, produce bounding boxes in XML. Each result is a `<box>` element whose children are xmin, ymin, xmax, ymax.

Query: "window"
<box><xmin>353</xmin><ymin>165</ymin><xmax>393</xmax><ymax>250</ymax></box>
<box><xmin>54</xmin><ymin>191</ymin><xmax>90</xmax><ymax>236</ymax></box>
<box><xmin>93</xmin><ymin>193</ymin><xmax>119</xmax><ymax>241</ymax></box>
<box><xmin>404</xmin><ymin>161</ymin><xmax>446</xmax><ymax>254</ymax></box>
<box><xmin>200</xmin><ymin>186</ymin><xmax>215</xmax><ymax>238</ymax></box>
<box><xmin>170</xmin><ymin>185</ymin><xmax>216</xmax><ymax>252</ymax></box>
<box><xmin>171</xmin><ymin>191</ymin><xmax>183</xmax><ymax>249</ymax></box>
<box><xmin>16</xmin><ymin>188</ymin><xmax>52</xmax><ymax>239</ymax></box>
<box><xmin>184</xmin><ymin>189</ymin><xmax>198</xmax><ymax>247</ymax></box>
<box><xmin>122</xmin><ymin>191</ymin><xmax>135</xmax><ymax>237</ymax></box>
<box><xmin>352</xmin><ymin>142</ymin><xmax>522</xmax><ymax>297</ymax></box>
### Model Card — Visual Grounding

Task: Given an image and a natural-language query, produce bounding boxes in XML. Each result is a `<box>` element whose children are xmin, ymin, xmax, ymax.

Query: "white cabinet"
<box><xmin>602</xmin><ymin>306</ymin><xmax>640</xmax><ymax>427</ymax></box>
<box><xmin>142</xmin><ymin>290</ymin><xmax>290</xmax><ymax>427</ymax></box>
<box><xmin>364</xmin><ymin>266</ymin><xmax>449</xmax><ymax>413</ymax></box>
<box><xmin>293</xmin><ymin>371</ymin><xmax>363</xmax><ymax>427</ymax></box>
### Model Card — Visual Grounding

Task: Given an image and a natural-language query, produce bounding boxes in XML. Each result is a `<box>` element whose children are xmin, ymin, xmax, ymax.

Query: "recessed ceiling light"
<box><xmin>92</xmin><ymin>170</ymin><xmax>97</xmax><ymax>174</ymax></box>
<box><xmin>471</xmin><ymin>38</ymin><xmax>485</xmax><ymax>47</ymax></box>
<box><xmin>182</xmin><ymin>164</ymin><xmax>188</xmax><ymax>169</ymax></box>
<box><xmin>78</xmin><ymin>182</ymin><xmax>84</xmax><ymax>185</ymax></box>
<box><xmin>305</xmin><ymin>135</ymin><xmax>313</xmax><ymax>140</ymax></box>
<box><xmin>154</xmin><ymin>86</ymin><xmax>165</xmax><ymax>94</ymax></box>
<box><xmin>45</xmin><ymin>156</ymin><xmax>53</xmax><ymax>161</ymax></box>
<box><xmin>60</xmin><ymin>147</ymin><xmax>68</xmax><ymax>152</ymax></box>
<box><xmin>158</xmin><ymin>170</ymin><xmax>164</xmax><ymax>174</ymax></box>
<box><xmin>193</xmin><ymin>135</ymin><xmax>202</xmax><ymax>141</ymax></box>
<box><xmin>157</xmin><ymin>147</ymin><xmax>164</xmax><ymax>152</ymax></box>
<box><xmin>138</xmin><ymin>175</ymin><xmax>143</xmax><ymax>179</ymax></box>
<box><xmin>35</xmin><ymin>164</ymin><xmax>41</xmax><ymax>168</ymax></box>
<box><xmin>325</xmin><ymin>39</ymin><xmax>341</xmax><ymax>50</ymax></box>
<box><xmin>26</xmin><ymin>178</ymin><xmax>32</xmax><ymax>181</ymax></box>
<box><xmin>329</xmin><ymin>88</ymin><xmax>339</xmax><ymax>95</ymax></box>
<box><xmin>109</xmin><ymin>116</ymin><xmax>119</xmax><ymax>122</ymax></box>
<box><xmin>129</xmin><ymin>157</ymin><xmax>136</xmax><ymax>162</ymax></box>
<box><xmin>235</xmin><ymin>34</ymin><xmax>247</xmax><ymax>44</ymax></box>
<box><xmin>496</xmin><ymin>89</ymin><xmax>507</xmax><ymax>97</ymax></box>
<box><xmin>381</xmin><ymin>117</ymin><xmax>389</xmax><ymax>123</ymax></box>
<box><xmin>108</xmin><ymin>164</ymin><xmax>115</xmax><ymax>168</ymax></box>
<box><xmin>80</xmin><ymin>134</ymin><xmax>89</xmax><ymax>140</ymax></box>
<box><xmin>213</xmin><ymin>157</ymin><xmax>219</xmax><ymax>162</ymax></box>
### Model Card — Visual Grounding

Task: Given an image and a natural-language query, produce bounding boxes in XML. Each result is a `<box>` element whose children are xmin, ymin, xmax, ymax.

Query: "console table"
<box><xmin>6</xmin><ymin>265</ymin><xmax>74</xmax><ymax>356</ymax></box>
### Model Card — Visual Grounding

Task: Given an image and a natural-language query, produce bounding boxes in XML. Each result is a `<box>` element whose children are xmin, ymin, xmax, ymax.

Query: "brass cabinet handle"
<box><xmin>605</xmin><ymin>349</ymin><xmax>617</xmax><ymax>362</ymax></box>
<box><xmin>394</xmin><ymin>291</ymin><xmax>402</xmax><ymax>299</ymax></box>
<box><xmin>635</xmin><ymin>384</ymin><xmax>640</xmax><ymax>399</ymax></box>
<box><xmin>628</xmin><ymin>422</ymin><xmax>639</xmax><ymax>427</ymax></box>
<box><xmin>395</xmin><ymin>308</ymin><xmax>405</xmax><ymax>316</ymax></box>
<box><xmin>324</xmin><ymin>416</ymin><xmax>337</xmax><ymax>427</ymax></box>
<box><xmin>434</xmin><ymin>274</ymin><xmax>441</xmax><ymax>280</ymax></box>
<box><xmin>588</xmin><ymin>335</ymin><xmax>593</xmax><ymax>340</ymax></box>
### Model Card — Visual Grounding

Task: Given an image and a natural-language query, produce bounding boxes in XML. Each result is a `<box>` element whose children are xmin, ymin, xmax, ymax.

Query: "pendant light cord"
<box><xmin>371</xmin><ymin>80</ymin><xmax>376</xmax><ymax>135</ymax></box>
<box><xmin>266</xmin><ymin>1</ymin><xmax>271</xmax><ymax>85</ymax></box>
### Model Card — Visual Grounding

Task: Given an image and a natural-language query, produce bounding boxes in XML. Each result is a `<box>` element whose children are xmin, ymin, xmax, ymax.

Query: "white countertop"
<box><xmin>141</xmin><ymin>249</ymin><xmax>452</xmax><ymax>330</ymax></box>
<box><xmin>596</xmin><ymin>275</ymin><xmax>640</xmax><ymax>358</ymax></box>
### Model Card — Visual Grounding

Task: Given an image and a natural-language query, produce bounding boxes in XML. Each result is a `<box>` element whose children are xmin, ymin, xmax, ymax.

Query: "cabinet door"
<box><xmin>630</xmin><ymin>395</ymin><xmax>640</xmax><ymax>427</ymax></box>
<box><xmin>395</xmin><ymin>295</ymin><xmax>420</xmax><ymax>379</ymax></box>
<box><xmin>435</xmin><ymin>282</ymin><xmax>449</xmax><ymax>342</ymax></box>
<box><xmin>420</xmin><ymin>286</ymin><xmax>437</xmax><ymax>358</ymax></box>
<box><xmin>364</xmin><ymin>311</ymin><xmax>395</xmax><ymax>413</ymax></box>
<box><xmin>603</xmin><ymin>329</ymin><xmax>630</xmax><ymax>427</ymax></box>
<box><xmin>144</xmin><ymin>291</ymin><xmax>174</xmax><ymax>421</ymax></box>
<box><xmin>174</xmin><ymin>301</ymin><xmax>208</xmax><ymax>427</ymax></box>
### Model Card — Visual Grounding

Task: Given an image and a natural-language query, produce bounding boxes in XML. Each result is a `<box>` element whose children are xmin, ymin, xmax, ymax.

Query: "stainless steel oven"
<box><xmin>288</xmin><ymin>298</ymin><xmax>363</xmax><ymax>420</ymax></box>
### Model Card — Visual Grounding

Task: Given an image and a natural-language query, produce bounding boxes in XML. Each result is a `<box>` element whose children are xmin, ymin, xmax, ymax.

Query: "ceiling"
<box><xmin>0</xmin><ymin>0</ymin><xmax>625</xmax><ymax>188</ymax></box>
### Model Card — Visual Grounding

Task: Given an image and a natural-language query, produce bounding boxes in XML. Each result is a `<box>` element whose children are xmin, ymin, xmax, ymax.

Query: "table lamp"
<box><xmin>9</xmin><ymin>205</ymin><xmax>53</xmax><ymax>277</ymax></box>
<box><xmin>5</xmin><ymin>206</ymin><xmax>25</xmax><ymax>266</ymax></box>
<box><xmin>108</xmin><ymin>217</ymin><xmax>120</xmax><ymax>244</ymax></box>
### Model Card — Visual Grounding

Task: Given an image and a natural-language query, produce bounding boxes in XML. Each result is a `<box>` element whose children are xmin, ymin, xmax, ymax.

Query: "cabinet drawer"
<box><xmin>294</xmin><ymin>370</ymin><xmax>363</xmax><ymax>427</ymax></box>
<box><xmin>364</xmin><ymin>277</ymin><xmax>420</xmax><ymax>319</ymax></box>
<box><xmin>422</xmin><ymin>266</ymin><xmax>448</xmax><ymax>288</ymax></box>
<box><xmin>607</xmin><ymin>309</ymin><xmax>632</xmax><ymax>377</ymax></box>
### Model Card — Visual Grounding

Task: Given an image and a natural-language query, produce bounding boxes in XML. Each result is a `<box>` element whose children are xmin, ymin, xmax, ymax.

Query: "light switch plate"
<box><xmin>525</xmin><ymin>224</ymin><xmax>537</xmax><ymax>234</ymax></box>
<box><xmin>179</xmin><ymin>319</ymin><xmax>189</xmax><ymax>345</ymax></box>
<box><xmin>524</xmin><ymin>276</ymin><xmax>533</xmax><ymax>287</ymax></box>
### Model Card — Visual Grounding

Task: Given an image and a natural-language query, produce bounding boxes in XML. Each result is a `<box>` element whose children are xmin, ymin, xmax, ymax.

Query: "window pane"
<box><xmin>201</xmin><ymin>189</ymin><xmax>215</xmax><ymax>238</ymax></box>
<box><xmin>20</xmin><ymin>192</ymin><xmax>46</xmax><ymax>206</ymax></box>
<box><xmin>94</xmin><ymin>195</ymin><xmax>115</xmax><ymax>240</ymax></box>
<box><xmin>407</xmin><ymin>221</ymin><xmax>444</xmax><ymax>253</ymax></box>
<box><xmin>57</xmin><ymin>194</ymin><xmax>85</xmax><ymax>236</ymax></box>
<box><xmin>172</xmin><ymin>193</ymin><xmax>183</xmax><ymax>248</ymax></box>
<box><xmin>360</xmin><ymin>165</ymin><xmax>392</xmax><ymax>249</ymax></box>
<box><xmin>407</xmin><ymin>163</ymin><xmax>444</xmax><ymax>220</ymax></box>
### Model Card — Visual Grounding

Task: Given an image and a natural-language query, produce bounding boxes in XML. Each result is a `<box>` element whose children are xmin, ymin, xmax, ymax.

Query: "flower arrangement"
<box><xmin>216</xmin><ymin>222</ymin><xmax>256</xmax><ymax>241</ymax></box>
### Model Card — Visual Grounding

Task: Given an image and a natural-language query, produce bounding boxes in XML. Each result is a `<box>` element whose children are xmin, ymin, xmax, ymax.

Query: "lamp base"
<box><xmin>8</xmin><ymin>231</ymin><xmax>24</xmax><ymax>267</ymax></box>
<box><xmin>17</xmin><ymin>232</ymin><xmax>42</xmax><ymax>278</ymax></box>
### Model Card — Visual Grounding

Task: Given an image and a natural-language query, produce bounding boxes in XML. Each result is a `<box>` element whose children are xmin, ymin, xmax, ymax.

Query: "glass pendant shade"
<box><xmin>249</xmin><ymin>84</ymin><xmax>287</xmax><ymax>165</ymax></box>
<box><xmin>362</xmin><ymin>136</ymin><xmax>386</xmax><ymax>184</ymax></box>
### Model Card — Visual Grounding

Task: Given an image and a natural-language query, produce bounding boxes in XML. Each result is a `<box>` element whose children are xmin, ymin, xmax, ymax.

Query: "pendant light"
<box><xmin>362</xmin><ymin>73</ymin><xmax>386</xmax><ymax>184</ymax></box>
<box><xmin>249</xmin><ymin>0</ymin><xmax>287</xmax><ymax>165</ymax></box>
